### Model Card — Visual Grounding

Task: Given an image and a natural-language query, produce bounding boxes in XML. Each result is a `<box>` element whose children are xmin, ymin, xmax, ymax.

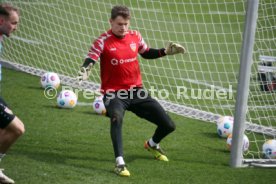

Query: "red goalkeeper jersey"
<box><xmin>87</xmin><ymin>29</ymin><xmax>148</xmax><ymax>93</ymax></box>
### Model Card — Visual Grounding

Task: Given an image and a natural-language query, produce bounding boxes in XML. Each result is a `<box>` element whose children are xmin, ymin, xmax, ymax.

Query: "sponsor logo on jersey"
<box><xmin>111</xmin><ymin>57</ymin><xmax>137</xmax><ymax>65</ymax></box>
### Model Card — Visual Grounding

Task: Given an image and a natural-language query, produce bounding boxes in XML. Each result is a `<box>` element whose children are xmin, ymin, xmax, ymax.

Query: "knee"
<box><xmin>110</xmin><ymin>110</ymin><xmax>124</xmax><ymax>125</ymax></box>
<box><xmin>166</xmin><ymin>121</ymin><xmax>176</xmax><ymax>133</ymax></box>
<box><xmin>17</xmin><ymin>124</ymin><xmax>25</xmax><ymax>137</ymax></box>
<box><xmin>12</xmin><ymin>117</ymin><xmax>25</xmax><ymax>137</ymax></box>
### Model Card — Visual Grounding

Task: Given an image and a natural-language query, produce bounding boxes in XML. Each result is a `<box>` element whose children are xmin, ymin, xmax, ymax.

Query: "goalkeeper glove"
<box><xmin>77</xmin><ymin>63</ymin><xmax>93</xmax><ymax>84</ymax></box>
<box><xmin>77</xmin><ymin>58</ymin><xmax>95</xmax><ymax>84</ymax></box>
<box><xmin>165</xmin><ymin>42</ymin><xmax>186</xmax><ymax>55</ymax></box>
<box><xmin>77</xmin><ymin>63</ymin><xmax>92</xmax><ymax>83</ymax></box>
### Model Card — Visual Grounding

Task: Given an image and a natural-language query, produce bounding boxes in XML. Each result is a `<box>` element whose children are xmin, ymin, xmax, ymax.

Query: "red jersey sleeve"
<box><xmin>86</xmin><ymin>32</ymin><xmax>111</xmax><ymax>61</ymax></box>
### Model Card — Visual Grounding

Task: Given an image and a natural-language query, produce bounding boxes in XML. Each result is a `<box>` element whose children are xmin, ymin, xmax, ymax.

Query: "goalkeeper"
<box><xmin>78</xmin><ymin>5</ymin><xmax>186</xmax><ymax>177</ymax></box>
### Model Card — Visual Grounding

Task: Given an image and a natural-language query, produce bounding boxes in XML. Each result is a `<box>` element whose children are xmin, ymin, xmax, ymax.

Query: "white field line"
<box><xmin>211</xmin><ymin>104</ymin><xmax>235</xmax><ymax>109</ymax></box>
<box><xmin>11</xmin><ymin>2</ymin><xmax>58</xmax><ymax>6</ymax></box>
<box><xmin>208</xmin><ymin>11</ymin><xmax>244</xmax><ymax>15</ymax></box>
<box><xmin>11</xmin><ymin>36</ymin><xmax>43</xmax><ymax>45</ymax></box>
<box><xmin>130</xmin><ymin>7</ymin><xmax>163</xmax><ymax>13</ymax></box>
<box><xmin>250</xmin><ymin>105</ymin><xmax>276</xmax><ymax>110</ymax></box>
<box><xmin>77</xmin><ymin>102</ymin><xmax>93</xmax><ymax>106</ymax></box>
<box><xmin>210</xmin><ymin>104</ymin><xmax>276</xmax><ymax>110</ymax></box>
<box><xmin>185</xmin><ymin>78</ymin><xmax>235</xmax><ymax>92</ymax></box>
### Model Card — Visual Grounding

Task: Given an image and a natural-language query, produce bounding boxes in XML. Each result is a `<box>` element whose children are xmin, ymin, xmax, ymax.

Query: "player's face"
<box><xmin>0</xmin><ymin>11</ymin><xmax>19</xmax><ymax>37</ymax></box>
<box><xmin>110</xmin><ymin>16</ymin><xmax>129</xmax><ymax>38</ymax></box>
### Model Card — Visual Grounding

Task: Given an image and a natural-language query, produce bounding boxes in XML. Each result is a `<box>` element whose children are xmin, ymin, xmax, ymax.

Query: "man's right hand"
<box><xmin>77</xmin><ymin>63</ymin><xmax>93</xmax><ymax>84</ymax></box>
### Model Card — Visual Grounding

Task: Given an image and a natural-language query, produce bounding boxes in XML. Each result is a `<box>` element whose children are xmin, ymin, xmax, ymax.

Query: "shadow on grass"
<box><xmin>42</xmin><ymin>104</ymin><xmax>60</xmax><ymax>109</ymax></box>
<box><xmin>79</xmin><ymin>111</ymin><xmax>106</xmax><ymax>116</ymax></box>
<box><xmin>12</xmin><ymin>142</ymin><xmax>114</xmax><ymax>174</ymax></box>
<box><xmin>126</xmin><ymin>154</ymin><xmax>153</xmax><ymax>164</ymax></box>
<box><xmin>27</xmin><ymin>85</ymin><xmax>44</xmax><ymax>91</ymax></box>
<box><xmin>203</xmin><ymin>132</ymin><xmax>220</xmax><ymax>139</ymax></box>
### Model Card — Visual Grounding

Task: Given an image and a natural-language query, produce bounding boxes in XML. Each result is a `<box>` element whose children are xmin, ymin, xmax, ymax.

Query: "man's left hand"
<box><xmin>165</xmin><ymin>42</ymin><xmax>186</xmax><ymax>55</ymax></box>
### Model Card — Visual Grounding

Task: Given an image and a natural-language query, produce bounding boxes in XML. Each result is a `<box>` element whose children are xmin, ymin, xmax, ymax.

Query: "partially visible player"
<box><xmin>0</xmin><ymin>3</ymin><xmax>25</xmax><ymax>184</ymax></box>
<box><xmin>78</xmin><ymin>5</ymin><xmax>185</xmax><ymax>177</ymax></box>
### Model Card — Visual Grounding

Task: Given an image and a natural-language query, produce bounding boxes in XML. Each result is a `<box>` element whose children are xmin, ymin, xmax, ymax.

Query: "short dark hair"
<box><xmin>0</xmin><ymin>3</ymin><xmax>19</xmax><ymax>17</ymax></box>
<box><xmin>111</xmin><ymin>5</ymin><xmax>130</xmax><ymax>20</ymax></box>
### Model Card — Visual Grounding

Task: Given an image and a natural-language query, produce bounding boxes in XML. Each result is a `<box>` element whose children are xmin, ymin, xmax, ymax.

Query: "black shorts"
<box><xmin>0</xmin><ymin>97</ymin><xmax>15</xmax><ymax>129</ymax></box>
<box><xmin>103</xmin><ymin>88</ymin><xmax>174</xmax><ymax>127</ymax></box>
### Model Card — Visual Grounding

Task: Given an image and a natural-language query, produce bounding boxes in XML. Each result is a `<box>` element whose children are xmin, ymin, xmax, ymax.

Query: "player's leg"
<box><xmin>130</xmin><ymin>89</ymin><xmax>175</xmax><ymax>143</ymax></box>
<box><xmin>133</xmin><ymin>98</ymin><xmax>175</xmax><ymax>161</ymax></box>
<box><xmin>140</xmin><ymin>100</ymin><xmax>175</xmax><ymax>143</ymax></box>
<box><xmin>103</xmin><ymin>94</ymin><xmax>130</xmax><ymax>176</ymax></box>
<box><xmin>129</xmin><ymin>89</ymin><xmax>175</xmax><ymax>161</ymax></box>
<box><xmin>0</xmin><ymin>99</ymin><xmax>25</xmax><ymax>184</ymax></box>
<box><xmin>0</xmin><ymin>116</ymin><xmax>25</xmax><ymax>153</ymax></box>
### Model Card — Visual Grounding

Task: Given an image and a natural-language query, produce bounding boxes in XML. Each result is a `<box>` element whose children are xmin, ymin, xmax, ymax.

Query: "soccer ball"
<box><xmin>57</xmin><ymin>90</ymin><xmax>77</xmax><ymax>108</ymax></box>
<box><xmin>92</xmin><ymin>96</ymin><xmax>106</xmax><ymax>115</ymax></box>
<box><xmin>217</xmin><ymin>116</ymin><xmax>234</xmax><ymax>138</ymax></box>
<box><xmin>41</xmin><ymin>72</ymin><xmax>60</xmax><ymax>89</ymax></box>
<box><xmin>216</xmin><ymin>116</ymin><xmax>234</xmax><ymax>125</ymax></box>
<box><xmin>226</xmin><ymin>134</ymin><xmax>249</xmax><ymax>152</ymax></box>
<box><xmin>262</xmin><ymin>139</ymin><xmax>276</xmax><ymax>159</ymax></box>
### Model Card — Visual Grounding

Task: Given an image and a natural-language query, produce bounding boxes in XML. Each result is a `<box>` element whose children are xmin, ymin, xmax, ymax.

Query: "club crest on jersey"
<box><xmin>130</xmin><ymin>43</ymin><xmax>136</xmax><ymax>52</ymax></box>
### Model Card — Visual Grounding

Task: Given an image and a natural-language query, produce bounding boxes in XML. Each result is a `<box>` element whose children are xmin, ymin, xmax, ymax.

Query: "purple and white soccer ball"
<box><xmin>41</xmin><ymin>72</ymin><xmax>60</xmax><ymax>89</ymax></box>
<box><xmin>216</xmin><ymin>116</ymin><xmax>234</xmax><ymax>125</ymax></box>
<box><xmin>92</xmin><ymin>96</ymin><xmax>106</xmax><ymax>115</ymax></box>
<box><xmin>217</xmin><ymin>116</ymin><xmax>234</xmax><ymax>138</ymax></box>
<box><xmin>262</xmin><ymin>139</ymin><xmax>276</xmax><ymax>159</ymax></box>
<box><xmin>226</xmin><ymin>134</ymin><xmax>249</xmax><ymax>152</ymax></box>
<box><xmin>57</xmin><ymin>90</ymin><xmax>77</xmax><ymax>108</ymax></box>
